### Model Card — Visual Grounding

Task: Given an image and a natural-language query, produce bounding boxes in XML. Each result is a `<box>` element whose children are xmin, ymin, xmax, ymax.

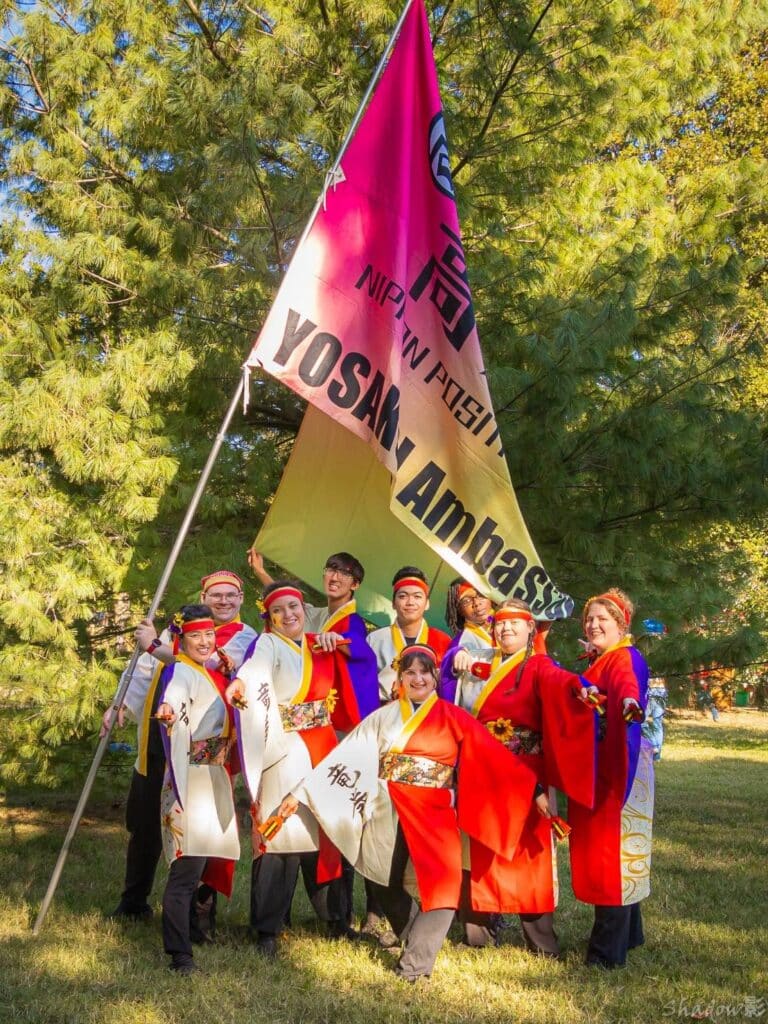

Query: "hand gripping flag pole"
<box><xmin>32</xmin><ymin>0</ymin><xmax>416</xmax><ymax>937</ymax></box>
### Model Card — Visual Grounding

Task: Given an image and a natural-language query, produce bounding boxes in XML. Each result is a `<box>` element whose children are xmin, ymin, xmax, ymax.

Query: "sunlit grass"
<box><xmin>1</xmin><ymin>712</ymin><xmax>766</xmax><ymax>1023</ymax></box>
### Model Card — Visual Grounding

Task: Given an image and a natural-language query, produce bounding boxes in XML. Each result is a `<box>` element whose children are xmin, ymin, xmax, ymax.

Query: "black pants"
<box><xmin>339</xmin><ymin>858</ymin><xmax>388</xmax><ymax>925</ymax></box>
<box><xmin>587</xmin><ymin>902</ymin><xmax>644</xmax><ymax>967</ymax></box>
<box><xmin>250</xmin><ymin>852</ymin><xmax>348</xmax><ymax>938</ymax></box>
<box><xmin>119</xmin><ymin>729</ymin><xmax>165</xmax><ymax>912</ymax></box>
<box><xmin>369</xmin><ymin>826</ymin><xmax>455</xmax><ymax>979</ymax></box>
<box><xmin>162</xmin><ymin>856</ymin><xmax>206</xmax><ymax>961</ymax></box>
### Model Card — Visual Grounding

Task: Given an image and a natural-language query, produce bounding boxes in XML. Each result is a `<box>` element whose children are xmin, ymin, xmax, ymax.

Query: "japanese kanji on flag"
<box><xmin>245</xmin><ymin>0</ymin><xmax>572</xmax><ymax>625</ymax></box>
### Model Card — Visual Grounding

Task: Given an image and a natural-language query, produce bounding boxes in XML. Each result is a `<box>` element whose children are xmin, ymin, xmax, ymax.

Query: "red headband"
<box><xmin>181</xmin><ymin>617</ymin><xmax>215</xmax><ymax>633</ymax></box>
<box><xmin>399</xmin><ymin>643</ymin><xmax>438</xmax><ymax>666</ymax></box>
<box><xmin>457</xmin><ymin>583</ymin><xmax>477</xmax><ymax>600</ymax></box>
<box><xmin>264</xmin><ymin>586</ymin><xmax>304</xmax><ymax>611</ymax></box>
<box><xmin>201</xmin><ymin>569</ymin><xmax>243</xmax><ymax>593</ymax></box>
<box><xmin>584</xmin><ymin>593</ymin><xmax>631</xmax><ymax>627</ymax></box>
<box><xmin>494</xmin><ymin>608</ymin><xmax>534</xmax><ymax>624</ymax></box>
<box><xmin>393</xmin><ymin>576</ymin><xmax>429</xmax><ymax>596</ymax></box>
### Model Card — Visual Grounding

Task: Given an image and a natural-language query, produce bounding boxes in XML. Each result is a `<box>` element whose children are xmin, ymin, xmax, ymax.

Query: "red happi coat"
<box><xmin>465</xmin><ymin>652</ymin><xmax>597</xmax><ymax>913</ymax></box>
<box><xmin>388</xmin><ymin>695</ymin><xmax>537</xmax><ymax>911</ymax></box>
<box><xmin>568</xmin><ymin>640</ymin><xmax>650</xmax><ymax>906</ymax></box>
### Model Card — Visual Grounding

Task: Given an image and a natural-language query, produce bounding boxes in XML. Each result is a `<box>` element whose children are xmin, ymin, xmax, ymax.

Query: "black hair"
<box><xmin>445</xmin><ymin>578</ymin><xmax>466</xmax><ymax>635</ymax></box>
<box><xmin>179</xmin><ymin>603</ymin><xmax>214</xmax><ymax>623</ymax></box>
<box><xmin>325</xmin><ymin>551</ymin><xmax>365</xmax><ymax>585</ymax></box>
<box><xmin>398</xmin><ymin>649</ymin><xmax>439</xmax><ymax>678</ymax></box>
<box><xmin>391</xmin><ymin>565</ymin><xmax>427</xmax><ymax>588</ymax></box>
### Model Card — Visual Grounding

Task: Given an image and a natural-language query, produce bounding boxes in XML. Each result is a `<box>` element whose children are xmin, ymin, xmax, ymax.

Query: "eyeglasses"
<box><xmin>459</xmin><ymin>594</ymin><xmax>487</xmax><ymax>605</ymax></box>
<box><xmin>323</xmin><ymin>567</ymin><xmax>354</xmax><ymax>581</ymax></box>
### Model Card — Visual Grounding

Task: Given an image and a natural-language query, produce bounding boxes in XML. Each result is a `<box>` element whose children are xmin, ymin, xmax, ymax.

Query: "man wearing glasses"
<box><xmin>249</xmin><ymin>549</ymin><xmax>379</xmax><ymax>719</ymax></box>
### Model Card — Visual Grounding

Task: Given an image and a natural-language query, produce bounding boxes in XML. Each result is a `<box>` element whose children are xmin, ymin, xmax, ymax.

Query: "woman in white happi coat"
<box><xmin>156</xmin><ymin>604</ymin><xmax>276</xmax><ymax>974</ymax></box>
<box><xmin>276</xmin><ymin>643</ymin><xmax>540</xmax><ymax>981</ymax></box>
<box><xmin>227</xmin><ymin>581</ymin><xmax>363</xmax><ymax>957</ymax></box>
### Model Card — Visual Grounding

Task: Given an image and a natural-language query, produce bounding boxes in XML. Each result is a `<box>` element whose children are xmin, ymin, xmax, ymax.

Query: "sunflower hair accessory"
<box><xmin>169</xmin><ymin>612</ymin><xmax>185</xmax><ymax>636</ymax></box>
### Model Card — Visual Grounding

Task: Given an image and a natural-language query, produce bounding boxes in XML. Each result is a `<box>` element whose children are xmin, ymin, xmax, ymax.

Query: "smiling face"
<box><xmin>201</xmin><ymin>583</ymin><xmax>243</xmax><ymax>625</ymax></box>
<box><xmin>584</xmin><ymin>601</ymin><xmax>625</xmax><ymax>653</ymax></box>
<box><xmin>180</xmin><ymin>627</ymin><xmax>217</xmax><ymax>665</ymax></box>
<box><xmin>393</xmin><ymin>586</ymin><xmax>429</xmax><ymax>629</ymax></box>
<box><xmin>399</xmin><ymin>657</ymin><xmax>437</xmax><ymax>703</ymax></box>
<box><xmin>458</xmin><ymin>589</ymin><xmax>494</xmax><ymax>627</ymax></box>
<box><xmin>493</xmin><ymin>615</ymin><xmax>535</xmax><ymax>656</ymax></box>
<box><xmin>322</xmin><ymin>565</ymin><xmax>358</xmax><ymax>605</ymax></box>
<box><xmin>268</xmin><ymin>594</ymin><xmax>305</xmax><ymax>640</ymax></box>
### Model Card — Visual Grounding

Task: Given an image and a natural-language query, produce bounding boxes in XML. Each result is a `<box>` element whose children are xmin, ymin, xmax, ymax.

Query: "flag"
<box><xmin>245</xmin><ymin>0</ymin><xmax>572</xmax><ymax>623</ymax></box>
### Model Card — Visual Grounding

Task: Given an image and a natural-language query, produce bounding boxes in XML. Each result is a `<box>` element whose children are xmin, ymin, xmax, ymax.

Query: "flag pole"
<box><xmin>32</xmin><ymin>0</ymin><xmax>417</xmax><ymax>936</ymax></box>
<box><xmin>32</xmin><ymin>378</ymin><xmax>244</xmax><ymax>936</ymax></box>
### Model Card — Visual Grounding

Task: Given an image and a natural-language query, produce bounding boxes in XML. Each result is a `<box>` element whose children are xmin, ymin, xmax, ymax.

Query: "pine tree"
<box><xmin>1</xmin><ymin>1</ymin><xmax>767</xmax><ymax>782</ymax></box>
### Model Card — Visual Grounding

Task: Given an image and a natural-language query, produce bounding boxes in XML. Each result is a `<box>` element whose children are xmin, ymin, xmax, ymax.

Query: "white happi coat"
<box><xmin>454</xmin><ymin>623</ymin><xmax>494</xmax><ymax>657</ymax></box>
<box><xmin>236</xmin><ymin>632</ymin><xmax>328</xmax><ymax>855</ymax></box>
<box><xmin>367</xmin><ymin>621</ymin><xmax>433</xmax><ymax>703</ymax></box>
<box><xmin>121</xmin><ymin>620</ymin><xmax>257</xmax><ymax>774</ymax></box>
<box><xmin>160</xmin><ymin>656</ymin><xmax>240</xmax><ymax>863</ymax></box>
<box><xmin>293</xmin><ymin>699</ymin><xmax>413</xmax><ymax>887</ymax></box>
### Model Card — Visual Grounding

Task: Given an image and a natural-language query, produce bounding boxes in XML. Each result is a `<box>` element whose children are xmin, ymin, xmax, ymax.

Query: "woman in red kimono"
<box><xmin>453</xmin><ymin>600</ymin><xmax>598</xmax><ymax>955</ymax></box>
<box><xmin>276</xmin><ymin>644</ymin><xmax>540</xmax><ymax>982</ymax></box>
<box><xmin>568</xmin><ymin>588</ymin><xmax>651</xmax><ymax>968</ymax></box>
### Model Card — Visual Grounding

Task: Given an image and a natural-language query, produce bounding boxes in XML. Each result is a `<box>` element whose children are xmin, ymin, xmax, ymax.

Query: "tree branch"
<box><xmin>181</xmin><ymin>0</ymin><xmax>233</xmax><ymax>73</ymax></box>
<box><xmin>452</xmin><ymin>0</ymin><xmax>554</xmax><ymax>177</ymax></box>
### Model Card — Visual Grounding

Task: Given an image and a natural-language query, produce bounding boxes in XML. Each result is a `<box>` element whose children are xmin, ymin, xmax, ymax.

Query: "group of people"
<box><xmin>103</xmin><ymin>553</ymin><xmax>654</xmax><ymax>980</ymax></box>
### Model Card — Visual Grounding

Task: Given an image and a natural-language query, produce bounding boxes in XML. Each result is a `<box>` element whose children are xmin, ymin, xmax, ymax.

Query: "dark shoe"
<box><xmin>394</xmin><ymin>968</ymin><xmax>423</xmax><ymax>984</ymax></box>
<box><xmin>254</xmin><ymin>935</ymin><xmax>277</xmax><ymax>959</ymax></box>
<box><xmin>586</xmin><ymin>956</ymin><xmax>621</xmax><ymax>969</ymax></box>
<box><xmin>170</xmin><ymin>955</ymin><xmax>200</xmax><ymax>975</ymax></box>
<box><xmin>328</xmin><ymin>921</ymin><xmax>361</xmax><ymax>941</ymax></box>
<box><xmin>108</xmin><ymin>903</ymin><xmax>153</xmax><ymax>922</ymax></box>
<box><xmin>360</xmin><ymin>912</ymin><xmax>398</xmax><ymax>948</ymax></box>
<box><xmin>190</xmin><ymin>890</ymin><xmax>217</xmax><ymax>944</ymax></box>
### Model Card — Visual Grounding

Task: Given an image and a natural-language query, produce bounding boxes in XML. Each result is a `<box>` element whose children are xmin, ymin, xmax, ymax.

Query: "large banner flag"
<box><xmin>245</xmin><ymin>0</ymin><xmax>572</xmax><ymax>624</ymax></box>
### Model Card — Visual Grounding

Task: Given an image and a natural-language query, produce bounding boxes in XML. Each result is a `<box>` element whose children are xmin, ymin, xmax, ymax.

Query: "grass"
<box><xmin>1</xmin><ymin>711</ymin><xmax>766</xmax><ymax>1024</ymax></box>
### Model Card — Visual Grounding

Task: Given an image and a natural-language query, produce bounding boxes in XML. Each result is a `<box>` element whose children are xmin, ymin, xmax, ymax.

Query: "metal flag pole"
<box><xmin>32</xmin><ymin>0</ymin><xmax>416</xmax><ymax>937</ymax></box>
<box><xmin>32</xmin><ymin>379</ymin><xmax>244</xmax><ymax>936</ymax></box>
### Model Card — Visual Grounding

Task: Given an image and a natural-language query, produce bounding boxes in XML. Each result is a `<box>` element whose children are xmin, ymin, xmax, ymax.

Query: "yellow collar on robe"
<box><xmin>174</xmin><ymin>652</ymin><xmax>230</xmax><ymax>737</ymax></box>
<box><xmin>271</xmin><ymin>631</ymin><xmax>314</xmax><ymax>705</ymax></box>
<box><xmin>471</xmin><ymin>647</ymin><xmax>526</xmax><ymax>717</ymax></box>
<box><xmin>389</xmin><ymin>690</ymin><xmax>438</xmax><ymax>753</ymax></box>
<box><xmin>322</xmin><ymin>600</ymin><xmax>357</xmax><ymax>632</ymax></box>
<box><xmin>391</xmin><ymin>620</ymin><xmax>429</xmax><ymax>654</ymax></box>
<box><xmin>464</xmin><ymin>622</ymin><xmax>493</xmax><ymax>646</ymax></box>
<box><xmin>592</xmin><ymin>635</ymin><xmax>633</xmax><ymax>662</ymax></box>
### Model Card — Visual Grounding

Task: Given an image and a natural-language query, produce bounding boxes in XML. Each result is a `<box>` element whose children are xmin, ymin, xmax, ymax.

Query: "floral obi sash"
<box><xmin>379</xmin><ymin>752</ymin><xmax>454</xmax><ymax>789</ymax></box>
<box><xmin>189</xmin><ymin>735</ymin><xmax>232</xmax><ymax>766</ymax></box>
<box><xmin>280</xmin><ymin>698</ymin><xmax>332</xmax><ymax>732</ymax></box>
<box><xmin>485</xmin><ymin>720</ymin><xmax>543</xmax><ymax>757</ymax></box>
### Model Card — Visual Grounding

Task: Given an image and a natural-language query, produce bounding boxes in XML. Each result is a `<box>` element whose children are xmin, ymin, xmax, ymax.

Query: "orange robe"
<box><xmin>295</xmin><ymin>693</ymin><xmax>537</xmax><ymax>911</ymax></box>
<box><xmin>459</xmin><ymin>652</ymin><xmax>596</xmax><ymax>913</ymax></box>
<box><xmin>568</xmin><ymin>640</ymin><xmax>652</xmax><ymax>906</ymax></box>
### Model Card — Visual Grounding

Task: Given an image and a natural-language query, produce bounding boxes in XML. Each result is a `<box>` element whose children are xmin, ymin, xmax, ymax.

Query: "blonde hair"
<box><xmin>582</xmin><ymin>588</ymin><xmax>634</xmax><ymax>632</ymax></box>
<box><xmin>498</xmin><ymin>597</ymin><xmax>533</xmax><ymax>614</ymax></box>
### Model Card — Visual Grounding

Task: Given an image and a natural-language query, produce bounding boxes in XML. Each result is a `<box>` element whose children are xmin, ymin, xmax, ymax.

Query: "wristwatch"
<box><xmin>147</xmin><ymin>637</ymin><xmax>162</xmax><ymax>655</ymax></box>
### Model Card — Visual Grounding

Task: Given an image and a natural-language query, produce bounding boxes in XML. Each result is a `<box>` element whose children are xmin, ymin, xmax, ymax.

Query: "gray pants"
<box><xmin>369</xmin><ymin>826</ymin><xmax>455</xmax><ymax>979</ymax></box>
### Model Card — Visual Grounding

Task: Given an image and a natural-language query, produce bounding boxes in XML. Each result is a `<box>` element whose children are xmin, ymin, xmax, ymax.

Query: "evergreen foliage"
<box><xmin>1</xmin><ymin>0</ymin><xmax>767</xmax><ymax>780</ymax></box>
